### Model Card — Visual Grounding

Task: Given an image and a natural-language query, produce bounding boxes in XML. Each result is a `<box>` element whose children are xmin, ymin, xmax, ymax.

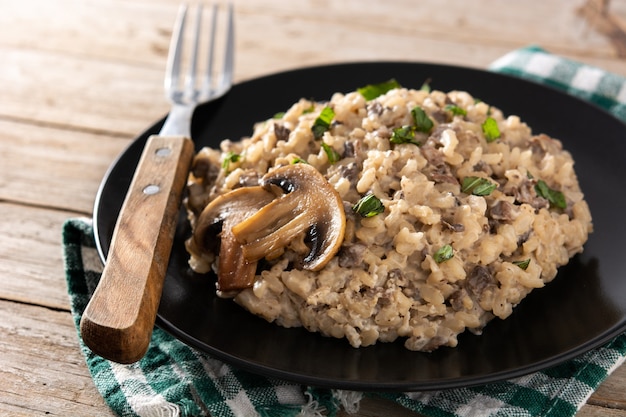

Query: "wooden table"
<box><xmin>1</xmin><ymin>0</ymin><xmax>624</xmax><ymax>415</ymax></box>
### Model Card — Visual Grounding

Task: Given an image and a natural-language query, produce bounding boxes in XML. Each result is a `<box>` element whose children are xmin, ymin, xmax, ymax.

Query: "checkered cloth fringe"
<box><xmin>63</xmin><ymin>46</ymin><xmax>626</xmax><ymax>417</ymax></box>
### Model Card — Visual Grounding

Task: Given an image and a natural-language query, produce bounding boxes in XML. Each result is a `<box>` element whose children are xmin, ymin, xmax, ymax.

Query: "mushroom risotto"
<box><xmin>184</xmin><ymin>81</ymin><xmax>592</xmax><ymax>352</ymax></box>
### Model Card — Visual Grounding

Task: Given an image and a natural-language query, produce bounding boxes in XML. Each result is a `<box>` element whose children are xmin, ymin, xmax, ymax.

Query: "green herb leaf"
<box><xmin>312</xmin><ymin>106</ymin><xmax>335</xmax><ymax>139</ymax></box>
<box><xmin>353</xmin><ymin>194</ymin><xmax>384</xmax><ymax>218</ymax></box>
<box><xmin>273</xmin><ymin>111</ymin><xmax>285</xmax><ymax>119</ymax></box>
<box><xmin>482</xmin><ymin>116</ymin><xmax>501</xmax><ymax>142</ymax></box>
<box><xmin>420</xmin><ymin>79</ymin><xmax>431</xmax><ymax>92</ymax></box>
<box><xmin>434</xmin><ymin>245</ymin><xmax>454</xmax><ymax>263</ymax></box>
<box><xmin>390</xmin><ymin>125</ymin><xmax>421</xmax><ymax>146</ymax></box>
<box><xmin>535</xmin><ymin>179</ymin><xmax>567</xmax><ymax>209</ymax></box>
<box><xmin>221</xmin><ymin>151</ymin><xmax>241</xmax><ymax>171</ymax></box>
<box><xmin>461</xmin><ymin>176</ymin><xmax>497</xmax><ymax>196</ymax></box>
<box><xmin>513</xmin><ymin>259</ymin><xmax>531</xmax><ymax>270</ymax></box>
<box><xmin>357</xmin><ymin>79</ymin><xmax>401</xmax><ymax>100</ymax></box>
<box><xmin>411</xmin><ymin>106</ymin><xmax>434</xmax><ymax>133</ymax></box>
<box><xmin>291</xmin><ymin>157</ymin><xmax>308</xmax><ymax>164</ymax></box>
<box><xmin>444</xmin><ymin>104</ymin><xmax>467</xmax><ymax>116</ymax></box>
<box><xmin>321</xmin><ymin>142</ymin><xmax>341</xmax><ymax>164</ymax></box>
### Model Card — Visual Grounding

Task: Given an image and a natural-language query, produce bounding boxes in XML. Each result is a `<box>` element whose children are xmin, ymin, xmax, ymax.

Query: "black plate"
<box><xmin>94</xmin><ymin>62</ymin><xmax>626</xmax><ymax>391</ymax></box>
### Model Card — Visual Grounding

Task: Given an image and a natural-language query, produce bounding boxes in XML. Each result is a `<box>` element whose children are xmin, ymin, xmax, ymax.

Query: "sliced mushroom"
<box><xmin>189</xmin><ymin>186</ymin><xmax>275</xmax><ymax>293</ymax></box>
<box><xmin>231</xmin><ymin>163</ymin><xmax>346</xmax><ymax>271</ymax></box>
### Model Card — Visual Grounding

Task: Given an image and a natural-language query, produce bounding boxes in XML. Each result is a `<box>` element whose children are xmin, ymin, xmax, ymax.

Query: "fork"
<box><xmin>80</xmin><ymin>4</ymin><xmax>235</xmax><ymax>364</ymax></box>
<box><xmin>161</xmin><ymin>3</ymin><xmax>234</xmax><ymax>137</ymax></box>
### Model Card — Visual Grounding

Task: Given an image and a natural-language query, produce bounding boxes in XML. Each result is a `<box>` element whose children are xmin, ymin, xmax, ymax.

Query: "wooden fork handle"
<box><xmin>80</xmin><ymin>135</ymin><xmax>194</xmax><ymax>364</ymax></box>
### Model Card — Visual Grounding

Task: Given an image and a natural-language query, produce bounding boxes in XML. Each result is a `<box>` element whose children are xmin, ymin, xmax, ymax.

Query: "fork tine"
<box><xmin>185</xmin><ymin>4</ymin><xmax>204</xmax><ymax>99</ymax></box>
<box><xmin>220</xmin><ymin>3</ymin><xmax>235</xmax><ymax>91</ymax></box>
<box><xmin>200</xmin><ymin>3</ymin><xmax>233</xmax><ymax>97</ymax></box>
<box><xmin>164</xmin><ymin>4</ymin><xmax>188</xmax><ymax>98</ymax></box>
<box><xmin>201</xmin><ymin>4</ymin><xmax>219</xmax><ymax>96</ymax></box>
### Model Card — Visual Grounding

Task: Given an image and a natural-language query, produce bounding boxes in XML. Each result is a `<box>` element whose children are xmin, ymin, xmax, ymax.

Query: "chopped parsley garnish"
<box><xmin>482</xmin><ymin>116</ymin><xmax>501</xmax><ymax>142</ymax></box>
<box><xmin>420</xmin><ymin>79</ymin><xmax>431</xmax><ymax>92</ymax></box>
<box><xmin>391</xmin><ymin>125</ymin><xmax>421</xmax><ymax>146</ymax></box>
<box><xmin>312</xmin><ymin>106</ymin><xmax>335</xmax><ymax>139</ymax></box>
<box><xmin>535</xmin><ymin>179</ymin><xmax>567</xmax><ymax>209</ymax></box>
<box><xmin>461</xmin><ymin>176</ymin><xmax>497</xmax><ymax>196</ymax></box>
<box><xmin>273</xmin><ymin>111</ymin><xmax>285</xmax><ymax>119</ymax></box>
<box><xmin>411</xmin><ymin>106</ymin><xmax>434</xmax><ymax>133</ymax></box>
<box><xmin>353</xmin><ymin>194</ymin><xmax>384</xmax><ymax>218</ymax></box>
<box><xmin>388</xmin><ymin>106</ymin><xmax>433</xmax><ymax>146</ymax></box>
<box><xmin>221</xmin><ymin>151</ymin><xmax>241</xmax><ymax>171</ymax></box>
<box><xmin>513</xmin><ymin>259</ymin><xmax>531</xmax><ymax>270</ymax></box>
<box><xmin>445</xmin><ymin>104</ymin><xmax>467</xmax><ymax>116</ymax></box>
<box><xmin>434</xmin><ymin>245</ymin><xmax>454</xmax><ymax>263</ymax></box>
<box><xmin>357</xmin><ymin>79</ymin><xmax>401</xmax><ymax>100</ymax></box>
<box><xmin>291</xmin><ymin>157</ymin><xmax>308</xmax><ymax>164</ymax></box>
<box><xmin>321</xmin><ymin>142</ymin><xmax>341</xmax><ymax>164</ymax></box>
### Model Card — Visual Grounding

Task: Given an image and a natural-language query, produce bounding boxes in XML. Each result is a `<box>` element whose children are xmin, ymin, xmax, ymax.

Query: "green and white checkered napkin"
<box><xmin>63</xmin><ymin>46</ymin><xmax>626</xmax><ymax>417</ymax></box>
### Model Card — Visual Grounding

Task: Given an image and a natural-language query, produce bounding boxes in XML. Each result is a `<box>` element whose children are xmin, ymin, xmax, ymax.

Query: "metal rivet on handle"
<box><xmin>155</xmin><ymin>147</ymin><xmax>171</xmax><ymax>157</ymax></box>
<box><xmin>143</xmin><ymin>185</ymin><xmax>160</xmax><ymax>195</ymax></box>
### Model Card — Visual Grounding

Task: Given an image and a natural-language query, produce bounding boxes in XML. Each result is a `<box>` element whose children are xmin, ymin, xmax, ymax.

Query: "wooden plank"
<box><xmin>0</xmin><ymin>119</ymin><xmax>131</xmax><ymax>213</ymax></box>
<box><xmin>0</xmin><ymin>299</ymin><xmax>116</xmax><ymax>417</ymax></box>
<box><xmin>0</xmin><ymin>0</ymin><xmax>621</xmax><ymax>63</ymax></box>
<box><xmin>579</xmin><ymin>404</ymin><xmax>626</xmax><ymax>417</ymax></box>
<box><xmin>1</xmin><ymin>1</ymin><xmax>625</xmax><ymax>135</ymax></box>
<box><xmin>0</xmin><ymin>0</ymin><xmax>175</xmax><ymax>66</ymax></box>
<box><xmin>0</xmin><ymin>47</ymin><xmax>168</xmax><ymax>136</ymax></box>
<box><xmin>234</xmin><ymin>0</ymin><xmax>613</xmax><ymax>56</ymax></box>
<box><xmin>0</xmin><ymin>203</ymin><xmax>89</xmax><ymax>310</ymax></box>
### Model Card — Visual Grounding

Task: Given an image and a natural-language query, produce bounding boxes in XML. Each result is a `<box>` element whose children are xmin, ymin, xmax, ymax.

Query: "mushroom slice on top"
<box><xmin>231</xmin><ymin>163</ymin><xmax>346</xmax><ymax>271</ymax></box>
<box><xmin>189</xmin><ymin>186</ymin><xmax>275</xmax><ymax>293</ymax></box>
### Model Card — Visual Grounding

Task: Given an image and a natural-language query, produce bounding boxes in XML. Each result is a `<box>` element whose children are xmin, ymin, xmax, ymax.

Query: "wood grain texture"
<box><xmin>1</xmin><ymin>0</ymin><xmax>625</xmax><ymax>134</ymax></box>
<box><xmin>0</xmin><ymin>119</ymin><xmax>131</xmax><ymax>213</ymax></box>
<box><xmin>81</xmin><ymin>135</ymin><xmax>194</xmax><ymax>364</ymax></box>
<box><xmin>0</xmin><ymin>203</ymin><xmax>79</xmax><ymax>310</ymax></box>
<box><xmin>0</xmin><ymin>300</ymin><xmax>116</xmax><ymax>416</ymax></box>
<box><xmin>578</xmin><ymin>0</ymin><xmax>626</xmax><ymax>58</ymax></box>
<box><xmin>0</xmin><ymin>0</ymin><xmax>624</xmax><ymax>414</ymax></box>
